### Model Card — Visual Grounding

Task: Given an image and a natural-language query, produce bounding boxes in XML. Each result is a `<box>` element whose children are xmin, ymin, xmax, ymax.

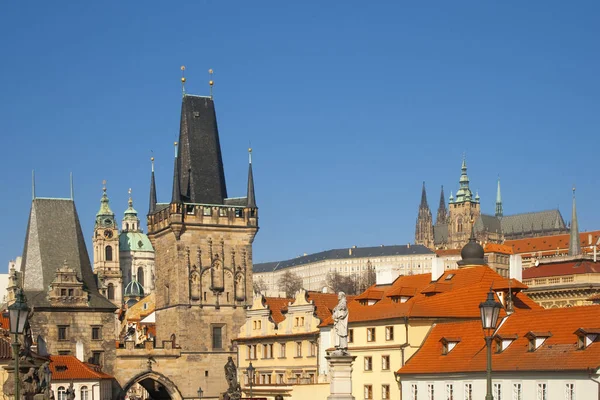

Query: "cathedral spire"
<box><xmin>247</xmin><ymin>148</ymin><xmax>257</xmax><ymax>208</ymax></box>
<box><xmin>149</xmin><ymin>157</ymin><xmax>157</xmax><ymax>215</ymax></box>
<box><xmin>436</xmin><ymin>185</ymin><xmax>448</xmax><ymax>224</ymax></box>
<box><xmin>495</xmin><ymin>176</ymin><xmax>503</xmax><ymax>217</ymax></box>
<box><xmin>415</xmin><ymin>182</ymin><xmax>434</xmax><ymax>247</ymax></box>
<box><xmin>568</xmin><ymin>186</ymin><xmax>581</xmax><ymax>256</ymax></box>
<box><xmin>172</xmin><ymin>142</ymin><xmax>182</xmax><ymax>204</ymax></box>
<box><xmin>419</xmin><ymin>182</ymin><xmax>429</xmax><ymax>209</ymax></box>
<box><xmin>96</xmin><ymin>181</ymin><xmax>116</xmax><ymax>229</ymax></box>
<box><xmin>454</xmin><ymin>156</ymin><xmax>475</xmax><ymax>203</ymax></box>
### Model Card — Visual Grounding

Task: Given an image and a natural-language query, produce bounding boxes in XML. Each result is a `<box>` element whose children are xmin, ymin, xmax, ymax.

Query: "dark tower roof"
<box><xmin>175</xmin><ymin>95</ymin><xmax>228</xmax><ymax>204</ymax></box>
<box><xmin>20</xmin><ymin>198</ymin><xmax>115</xmax><ymax>309</ymax></box>
<box><xmin>149</xmin><ymin>158</ymin><xmax>157</xmax><ymax>214</ymax></box>
<box><xmin>420</xmin><ymin>182</ymin><xmax>429</xmax><ymax>210</ymax></box>
<box><xmin>171</xmin><ymin>146</ymin><xmax>182</xmax><ymax>204</ymax></box>
<box><xmin>457</xmin><ymin>227</ymin><xmax>485</xmax><ymax>266</ymax></box>
<box><xmin>247</xmin><ymin>149</ymin><xmax>256</xmax><ymax>208</ymax></box>
<box><xmin>569</xmin><ymin>188</ymin><xmax>581</xmax><ymax>256</ymax></box>
<box><xmin>436</xmin><ymin>185</ymin><xmax>447</xmax><ymax>224</ymax></box>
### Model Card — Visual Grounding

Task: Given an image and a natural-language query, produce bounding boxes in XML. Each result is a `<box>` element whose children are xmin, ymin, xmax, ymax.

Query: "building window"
<box><xmin>137</xmin><ymin>266</ymin><xmax>145</xmax><ymax>287</ymax></box>
<box><xmin>565</xmin><ymin>383</ymin><xmax>575</xmax><ymax>400</ymax></box>
<box><xmin>348</xmin><ymin>329</ymin><xmax>354</xmax><ymax>343</ymax></box>
<box><xmin>80</xmin><ymin>386</ymin><xmax>89</xmax><ymax>400</ymax></box>
<box><xmin>57</xmin><ymin>386</ymin><xmax>66</xmax><ymax>400</ymax></box>
<box><xmin>464</xmin><ymin>383</ymin><xmax>473</xmax><ymax>400</ymax></box>
<box><xmin>107</xmin><ymin>283</ymin><xmax>115</xmax><ymax>300</ymax></box>
<box><xmin>411</xmin><ymin>384</ymin><xmax>418</xmax><ymax>400</ymax></box>
<box><xmin>105</xmin><ymin>245</ymin><xmax>113</xmax><ymax>261</ymax></box>
<box><xmin>247</xmin><ymin>344</ymin><xmax>257</xmax><ymax>360</ymax></box>
<box><xmin>364</xmin><ymin>385</ymin><xmax>373</xmax><ymax>400</ymax></box>
<box><xmin>364</xmin><ymin>356</ymin><xmax>373</xmax><ymax>371</ymax></box>
<box><xmin>385</xmin><ymin>326</ymin><xmax>394</xmax><ymax>341</ymax></box>
<box><xmin>381</xmin><ymin>355</ymin><xmax>390</xmax><ymax>370</ymax></box>
<box><xmin>493</xmin><ymin>383</ymin><xmax>502</xmax><ymax>400</ymax></box>
<box><xmin>58</xmin><ymin>326</ymin><xmax>68</xmax><ymax>341</ymax></box>
<box><xmin>91</xmin><ymin>326</ymin><xmax>102</xmax><ymax>340</ymax></box>
<box><xmin>91</xmin><ymin>351</ymin><xmax>102</xmax><ymax>366</ymax></box>
<box><xmin>263</xmin><ymin>343</ymin><xmax>273</xmax><ymax>359</ymax></box>
<box><xmin>309</xmin><ymin>342</ymin><xmax>317</xmax><ymax>357</ymax></box>
<box><xmin>203</xmin><ymin>207</ymin><xmax>211</xmax><ymax>216</ymax></box>
<box><xmin>296</xmin><ymin>342</ymin><xmax>302</xmax><ymax>357</ymax></box>
<box><xmin>513</xmin><ymin>383</ymin><xmax>522</xmax><ymax>400</ymax></box>
<box><xmin>428</xmin><ymin>383</ymin><xmax>434</xmax><ymax>400</ymax></box>
<box><xmin>235</xmin><ymin>209</ymin><xmax>244</xmax><ymax>218</ymax></box>
<box><xmin>279</xmin><ymin>343</ymin><xmax>286</xmax><ymax>358</ymax></box>
<box><xmin>276</xmin><ymin>373</ymin><xmax>284</xmax><ymax>384</ymax></box>
<box><xmin>219</xmin><ymin>208</ymin><xmax>227</xmax><ymax>217</ymax></box>
<box><xmin>367</xmin><ymin>327</ymin><xmax>376</xmax><ymax>342</ymax></box>
<box><xmin>446</xmin><ymin>383</ymin><xmax>454</xmax><ymax>400</ymax></box>
<box><xmin>537</xmin><ymin>383</ymin><xmax>547</xmax><ymax>400</ymax></box>
<box><xmin>382</xmin><ymin>384</ymin><xmax>390</xmax><ymax>399</ymax></box>
<box><xmin>212</xmin><ymin>326</ymin><xmax>223</xmax><ymax>349</ymax></box>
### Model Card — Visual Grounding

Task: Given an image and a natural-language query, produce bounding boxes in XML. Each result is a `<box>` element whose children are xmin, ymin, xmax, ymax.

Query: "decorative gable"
<box><xmin>47</xmin><ymin>262</ymin><xmax>88</xmax><ymax>306</ymax></box>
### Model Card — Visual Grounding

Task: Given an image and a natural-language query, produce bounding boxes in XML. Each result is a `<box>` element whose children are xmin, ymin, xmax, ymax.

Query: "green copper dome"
<box><xmin>119</xmin><ymin>232</ymin><xmax>154</xmax><ymax>252</ymax></box>
<box><xmin>124</xmin><ymin>279</ymin><xmax>145</xmax><ymax>298</ymax></box>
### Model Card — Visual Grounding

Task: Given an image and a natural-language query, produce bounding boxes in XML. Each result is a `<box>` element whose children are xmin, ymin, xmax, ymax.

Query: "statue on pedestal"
<box><xmin>332</xmin><ymin>292</ymin><xmax>349</xmax><ymax>355</ymax></box>
<box><xmin>222</xmin><ymin>357</ymin><xmax>241</xmax><ymax>400</ymax></box>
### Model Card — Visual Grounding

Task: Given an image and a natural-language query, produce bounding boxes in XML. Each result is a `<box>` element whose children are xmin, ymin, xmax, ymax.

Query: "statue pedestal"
<box><xmin>326</xmin><ymin>351</ymin><xmax>356</xmax><ymax>400</ymax></box>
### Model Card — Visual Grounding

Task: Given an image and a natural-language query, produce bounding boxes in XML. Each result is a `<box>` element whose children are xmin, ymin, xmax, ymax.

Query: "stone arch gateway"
<box><xmin>120</xmin><ymin>371</ymin><xmax>183</xmax><ymax>400</ymax></box>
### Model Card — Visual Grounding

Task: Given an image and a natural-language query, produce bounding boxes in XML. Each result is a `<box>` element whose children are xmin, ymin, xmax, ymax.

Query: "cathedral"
<box><xmin>415</xmin><ymin>158</ymin><xmax>569</xmax><ymax>249</ymax></box>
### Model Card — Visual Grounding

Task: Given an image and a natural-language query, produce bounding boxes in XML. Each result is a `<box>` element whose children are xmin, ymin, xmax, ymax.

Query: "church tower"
<box><xmin>447</xmin><ymin>158</ymin><xmax>480</xmax><ymax>249</ymax></box>
<box><xmin>146</xmin><ymin>93</ymin><xmax>258</xmax><ymax>398</ymax></box>
<box><xmin>93</xmin><ymin>183</ymin><xmax>122</xmax><ymax>306</ymax></box>
<box><xmin>415</xmin><ymin>182</ymin><xmax>434</xmax><ymax>247</ymax></box>
<box><xmin>436</xmin><ymin>185</ymin><xmax>448</xmax><ymax>224</ymax></box>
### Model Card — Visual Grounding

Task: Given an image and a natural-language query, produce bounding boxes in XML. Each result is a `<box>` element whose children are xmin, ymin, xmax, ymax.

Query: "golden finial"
<box><xmin>128</xmin><ymin>188</ymin><xmax>133</xmax><ymax>206</ymax></box>
<box><xmin>181</xmin><ymin>66</ymin><xmax>186</xmax><ymax>96</ymax></box>
<box><xmin>150</xmin><ymin>156</ymin><xmax>155</xmax><ymax>172</ymax></box>
<box><xmin>248</xmin><ymin>146</ymin><xmax>253</xmax><ymax>164</ymax></box>
<box><xmin>102</xmin><ymin>179</ymin><xmax>107</xmax><ymax>193</ymax></box>
<box><xmin>209</xmin><ymin>68</ymin><xmax>214</xmax><ymax>98</ymax></box>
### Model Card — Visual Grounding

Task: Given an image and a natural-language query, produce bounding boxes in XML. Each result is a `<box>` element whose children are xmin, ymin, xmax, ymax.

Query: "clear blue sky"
<box><xmin>1</xmin><ymin>1</ymin><xmax>598</xmax><ymax>270</ymax></box>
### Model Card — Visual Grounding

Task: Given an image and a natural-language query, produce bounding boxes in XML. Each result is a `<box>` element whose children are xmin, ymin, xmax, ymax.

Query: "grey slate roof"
<box><xmin>224</xmin><ymin>197</ymin><xmax>248</xmax><ymax>207</ymax></box>
<box><xmin>433</xmin><ymin>224</ymin><xmax>448</xmax><ymax>244</ymax></box>
<box><xmin>474</xmin><ymin>214</ymin><xmax>503</xmax><ymax>233</ymax></box>
<box><xmin>254</xmin><ymin>244</ymin><xmax>434</xmax><ymax>273</ymax></box>
<box><xmin>176</xmin><ymin>95</ymin><xmax>228</xmax><ymax>205</ymax></box>
<box><xmin>501</xmin><ymin>209</ymin><xmax>566</xmax><ymax>235</ymax></box>
<box><xmin>20</xmin><ymin>199</ymin><xmax>115</xmax><ymax>310</ymax></box>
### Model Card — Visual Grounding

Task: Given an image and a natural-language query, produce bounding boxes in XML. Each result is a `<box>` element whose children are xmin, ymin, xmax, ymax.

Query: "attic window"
<box><xmin>440</xmin><ymin>337</ymin><xmax>461</xmax><ymax>355</ymax></box>
<box><xmin>56</xmin><ymin>365</ymin><xmax>67</xmax><ymax>372</ymax></box>
<box><xmin>494</xmin><ymin>334</ymin><xmax>517</xmax><ymax>353</ymax></box>
<box><xmin>445</xmin><ymin>274</ymin><xmax>455</xmax><ymax>281</ymax></box>
<box><xmin>574</xmin><ymin>328</ymin><xmax>600</xmax><ymax>350</ymax></box>
<box><xmin>525</xmin><ymin>331</ymin><xmax>552</xmax><ymax>352</ymax></box>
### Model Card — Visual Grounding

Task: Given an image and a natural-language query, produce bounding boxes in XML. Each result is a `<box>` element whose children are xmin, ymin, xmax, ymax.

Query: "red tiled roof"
<box><xmin>522</xmin><ymin>259</ymin><xmax>600</xmax><ymax>279</ymax></box>
<box><xmin>0</xmin><ymin>314</ymin><xmax>10</xmax><ymax>331</ymax></box>
<box><xmin>49</xmin><ymin>355</ymin><xmax>113</xmax><ymax>380</ymax></box>
<box><xmin>307</xmin><ymin>292</ymin><xmax>352</xmax><ymax>327</ymax></box>
<box><xmin>263</xmin><ymin>297</ymin><xmax>291</xmax><ymax>325</ymax></box>
<box><xmin>506</xmin><ymin>231</ymin><xmax>600</xmax><ymax>256</ymax></box>
<box><xmin>492</xmin><ymin>278</ymin><xmax>528</xmax><ymax>291</ymax></box>
<box><xmin>354</xmin><ymin>288</ymin><xmax>384</xmax><ymax>301</ymax></box>
<box><xmin>484</xmin><ymin>243</ymin><xmax>514</xmax><ymax>255</ymax></box>
<box><xmin>398</xmin><ymin>305</ymin><xmax>600</xmax><ymax>375</ymax></box>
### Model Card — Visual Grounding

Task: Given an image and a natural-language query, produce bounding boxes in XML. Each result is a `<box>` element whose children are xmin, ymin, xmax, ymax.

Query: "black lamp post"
<box><xmin>479</xmin><ymin>289</ymin><xmax>502</xmax><ymax>400</ymax></box>
<box><xmin>246</xmin><ymin>362</ymin><xmax>255</xmax><ymax>399</ymax></box>
<box><xmin>197</xmin><ymin>386</ymin><xmax>203</xmax><ymax>399</ymax></box>
<box><xmin>8</xmin><ymin>289</ymin><xmax>30</xmax><ymax>400</ymax></box>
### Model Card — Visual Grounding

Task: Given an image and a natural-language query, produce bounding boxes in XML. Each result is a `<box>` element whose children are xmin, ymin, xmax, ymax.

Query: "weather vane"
<box><xmin>181</xmin><ymin>65</ymin><xmax>186</xmax><ymax>96</ymax></box>
<box><xmin>209</xmin><ymin>68</ymin><xmax>214</xmax><ymax>98</ymax></box>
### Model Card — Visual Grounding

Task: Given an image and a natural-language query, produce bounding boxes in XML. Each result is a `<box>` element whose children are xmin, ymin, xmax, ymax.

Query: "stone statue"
<box><xmin>222</xmin><ymin>357</ymin><xmax>241</xmax><ymax>400</ymax></box>
<box><xmin>37</xmin><ymin>361</ymin><xmax>52</xmax><ymax>392</ymax></box>
<box><xmin>332</xmin><ymin>292</ymin><xmax>349</xmax><ymax>354</ymax></box>
<box><xmin>66</xmin><ymin>381</ymin><xmax>75</xmax><ymax>400</ymax></box>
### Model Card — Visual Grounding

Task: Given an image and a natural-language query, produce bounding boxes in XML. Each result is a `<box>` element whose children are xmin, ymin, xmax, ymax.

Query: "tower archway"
<box><xmin>120</xmin><ymin>371</ymin><xmax>183</xmax><ymax>400</ymax></box>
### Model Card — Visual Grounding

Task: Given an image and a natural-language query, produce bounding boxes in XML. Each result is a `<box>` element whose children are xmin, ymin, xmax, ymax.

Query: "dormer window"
<box><xmin>574</xmin><ymin>328</ymin><xmax>600</xmax><ymax>350</ymax></box>
<box><xmin>525</xmin><ymin>331</ymin><xmax>552</xmax><ymax>352</ymax></box>
<box><xmin>494</xmin><ymin>334</ymin><xmax>517</xmax><ymax>353</ymax></box>
<box><xmin>440</xmin><ymin>337</ymin><xmax>461</xmax><ymax>355</ymax></box>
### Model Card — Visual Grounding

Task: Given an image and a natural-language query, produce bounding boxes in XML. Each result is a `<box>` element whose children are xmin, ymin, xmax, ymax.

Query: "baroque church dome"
<box><xmin>124</xmin><ymin>279</ymin><xmax>145</xmax><ymax>298</ymax></box>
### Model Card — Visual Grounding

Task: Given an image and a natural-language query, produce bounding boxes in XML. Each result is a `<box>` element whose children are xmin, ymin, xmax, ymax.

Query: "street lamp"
<box><xmin>197</xmin><ymin>386</ymin><xmax>203</xmax><ymax>399</ymax></box>
<box><xmin>246</xmin><ymin>362</ymin><xmax>255</xmax><ymax>399</ymax></box>
<box><xmin>479</xmin><ymin>289</ymin><xmax>502</xmax><ymax>400</ymax></box>
<box><xmin>8</xmin><ymin>289</ymin><xmax>30</xmax><ymax>400</ymax></box>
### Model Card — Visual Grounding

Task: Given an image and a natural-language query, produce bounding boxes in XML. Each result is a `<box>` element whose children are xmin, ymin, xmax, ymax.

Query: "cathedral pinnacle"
<box><xmin>149</xmin><ymin>156</ymin><xmax>157</xmax><ymax>215</ymax></box>
<box><xmin>247</xmin><ymin>147</ymin><xmax>257</xmax><ymax>208</ymax></box>
<box><xmin>436</xmin><ymin>185</ymin><xmax>448</xmax><ymax>224</ymax></box>
<box><xmin>568</xmin><ymin>186</ymin><xmax>581</xmax><ymax>256</ymax></box>
<box><xmin>420</xmin><ymin>182</ymin><xmax>429</xmax><ymax>210</ymax></box>
<box><xmin>171</xmin><ymin>142</ymin><xmax>182</xmax><ymax>204</ymax></box>
<box><xmin>495</xmin><ymin>176</ymin><xmax>503</xmax><ymax>217</ymax></box>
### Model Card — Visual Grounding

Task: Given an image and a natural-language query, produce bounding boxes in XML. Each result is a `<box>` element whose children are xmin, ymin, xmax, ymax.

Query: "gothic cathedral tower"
<box><xmin>447</xmin><ymin>158</ymin><xmax>480</xmax><ymax>248</ymax></box>
<box><xmin>146</xmin><ymin>94</ymin><xmax>258</xmax><ymax>398</ymax></box>
<box><xmin>415</xmin><ymin>182</ymin><xmax>434</xmax><ymax>248</ymax></box>
<box><xmin>93</xmin><ymin>184</ymin><xmax>123</xmax><ymax>306</ymax></box>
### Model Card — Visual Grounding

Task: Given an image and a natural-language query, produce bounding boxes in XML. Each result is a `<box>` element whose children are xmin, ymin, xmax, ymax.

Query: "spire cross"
<box><xmin>102</xmin><ymin>180</ymin><xmax>107</xmax><ymax>193</ymax></box>
<box><xmin>209</xmin><ymin>69</ymin><xmax>214</xmax><ymax>98</ymax></box>
<box><xmin>181</xmin><ymin>66</ymin><xmax>186</xmax><ymax>96</ymax></box>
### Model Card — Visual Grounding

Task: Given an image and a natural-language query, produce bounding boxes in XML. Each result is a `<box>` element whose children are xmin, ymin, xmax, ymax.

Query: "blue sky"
<box><xmin>0</xmin><ymin>1</ymin><xmax>598</xmax><ymax>269</ymax></box>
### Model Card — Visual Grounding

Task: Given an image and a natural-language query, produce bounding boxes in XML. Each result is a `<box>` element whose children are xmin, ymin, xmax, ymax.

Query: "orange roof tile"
<box><xmin>263</xmin><ymin>297</ymin><xmax>292</xmax><ymax>325</ymax></box>
<box><xmin>522</xmin><ymin>259</ymin><xmax>600</xmax><ymax>279</ymax></box>
<box><xmin>49</xmin><ymin>355</ymin><xmax>114</xmax><ymax>380</ymax></box>
<box><xmin>484</xmin><ymin>243</ymin><xmax>514</xmax><ymax>254</ymax></box>
<box><xmin>307</xmin><ymin>292</ymin><xmax>353</xmax><ymax>327</ymax></box>
<box><xmin>506</xmin><ymin>230</ymin><xmax>600</xmax><ymax>256</ymax></box>
<box><xmin>354</xmin><ymin>288</ymin><xmax>384</xmax><ymax>301</ymax></box>
<box><xmin>398</xmin><ymin>305</ymin><xmax>600</xmax><ymax>375</ymax></box>
<box><xmin>492</xmin><ymin>278</ymin><xmax>528</xmax><ymax>291</ymax></box>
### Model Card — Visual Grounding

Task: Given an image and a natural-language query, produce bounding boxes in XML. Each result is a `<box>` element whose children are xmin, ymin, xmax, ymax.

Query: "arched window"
<box><xmin>57</xmin><ymin>386</ymin><xmax>66</xmax><ymax>400</ymax></box>
<box><xmin>105</xmin><ymin>245</ymin><xmax>113</xmax><ymax>261</ymax></box>
<box><xmin>107</xmin><ymin>283</ymin><xmax>115</xmax><ymax>300</ymax></box>
<box><xmin>137</xmin><ymin>267</ymin><xmax>145</xmax><ymax>288</ymax></box>
<box><xmin>80</xmin><ymin>386</ymin><xmax>89</xmax><ymax>400</ymax></box>
<box><xmin>125</xmin><ymin>223</ymin><xmax>129</xmax><ymax>231</ymax></box>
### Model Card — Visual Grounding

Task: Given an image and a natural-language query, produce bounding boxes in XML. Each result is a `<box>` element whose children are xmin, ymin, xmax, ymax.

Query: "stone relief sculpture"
<box><xmin>332</xmin><ymin>292</ymin><xmax>349</xmax><ymax>354</ymax></box>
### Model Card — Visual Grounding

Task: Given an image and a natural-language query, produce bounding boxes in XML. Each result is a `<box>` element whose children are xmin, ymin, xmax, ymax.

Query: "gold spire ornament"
<box><xmin>102</xmin><ymin>179</ymin><xmax>107</xmax><ymax>193</ymax></box>
<box><xmin>174</xmin><ymin>141</ymin><xmax>178</xmax><ymax>157</ymax></box>
<box><xmin>151</xmin><ymin>156</ymin><xmax>155</xmax><ymax>172</ymax></box>
<box><xmin>181</xmin><ymin>66</ymin><xmax>186</xmax><ymax>96</ymax></box>
<box><xmin>209</xmin><ymin>68</ymin><xmax>214</xmax><ymax>98</ymax></box>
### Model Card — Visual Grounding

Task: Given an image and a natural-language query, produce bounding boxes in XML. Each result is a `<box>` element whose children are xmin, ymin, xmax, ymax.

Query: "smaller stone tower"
<box><xmin>436</xmin><ymin>185</ymin><xmax>448</xmax><ymax>225</ymax></box>
<box><xmin>415</xmin><ymin>182</ymin><xmax>434</xmax><ymax>248</ymax></box>
<box><xmin>93</xmin><ymin>183</ymin><xmax>122</xmax><ymax>306</ymax></box>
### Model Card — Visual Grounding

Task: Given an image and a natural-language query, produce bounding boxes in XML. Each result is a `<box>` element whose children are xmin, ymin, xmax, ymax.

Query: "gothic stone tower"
<box><xmin>447</xmin><ymin>158</ymin><xmax>480</xmax><ymax>248</ymax></box>
<box><xmin>146</xmin><ymin>94</ymin><xmax>258</xmax><ymax>398</ymax></box>
<box><xmin>415</xmin><ymin>182</ymin><xmax>434</xmax><ymax>248</ymax></box>
<box><xmin>92</xmin><ymin>185</ymin><xmax>123</xmax><ymax>306</ymax></box>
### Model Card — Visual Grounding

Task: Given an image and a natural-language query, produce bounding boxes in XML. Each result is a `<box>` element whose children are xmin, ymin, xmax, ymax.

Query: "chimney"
<box><xmin>431</xmin><ymin>257</ymin><xmax>445</xmax><ymax>281</ymax></box>
<box><xmin>509</xmin><ymin>254</ymin><xmax>523</xmax><ymax>282</ymax></box>
<box><xmin>349</xmin><ymin>248</ymin><xmax>352</xmax><ymax>256</ymax></box>
<box><xmin>589</xmin><ymin>234</ymin><xmax>593</xmax><ymax>246</ymax></box>
<box><xmin>594</xmin><ymin>246</ymin><xmax>597</xmax><ymax>263</ymax></box>
<box><xmin>407</xmin><ymin>243</ymin><xmax>410</xmax><ymax>249</ymax></box>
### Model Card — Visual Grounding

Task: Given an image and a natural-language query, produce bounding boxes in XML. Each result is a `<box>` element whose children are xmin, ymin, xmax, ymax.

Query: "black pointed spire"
<box><xmin>247</xmin><ymin>148</ymin><xmax>257</xmax><ymax>208</ymax></box>
<box><xmin>420</xmin><ymin>182</ymin><xmax>429</xmax><ymax>209</ymax></box>
<box><xmin>172</xmin><ymin>142</ymin><xmax>182</xmax><ymax>204</ymax></box>
<box><xmin>569</xmin><ymin>187</ymin><xmax>581</xmax><ymax>256</ymax></box>
<box><xmin>436</xmin><ymin>185</ymin><xmax>448</xmax><ymax>224</ymax></box>
<box><xmin>149</xmin><ymin>157</ymin><xmax>157</xmax><ymax>214</ymax></box>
